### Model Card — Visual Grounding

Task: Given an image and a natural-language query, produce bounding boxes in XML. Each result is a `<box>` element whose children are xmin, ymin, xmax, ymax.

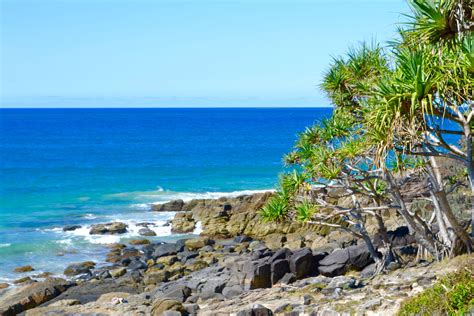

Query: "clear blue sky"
<box><xmin>1</xmin><ymin>0</ymin><xmax>409</xmax><ymax>108</ymax></box>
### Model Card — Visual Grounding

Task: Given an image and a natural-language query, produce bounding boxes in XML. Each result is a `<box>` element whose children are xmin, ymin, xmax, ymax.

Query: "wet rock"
<box><xmin>152</xmin><ymin>200</ymin><xmax>185</xmax><ymax>212</ymax></box>
<box><xmin>63</xmin><ymin>225</ymin><xmax>82</xmax><ymax>232</ymax></box>
<box><xmin>89</xmin><ymin>222</ymin><xmax>128</xmax><ymax>235</ymax></box>
<box><xmin>0</xmin><ymin>283</ymin><xmax>10</xmax><ymax>289</ymax></box>
<box><xmin>13</xmin><ymin>276</ymin><xmax>34</xmax><ymax>284</ymax></box>
<box><xmin>14</xmin><ymin>265</ymin><xmax>34</xmax><ymax>273</ymax></box>
<box><xmin>33</xmin><ymin>272</ymin><xmax>53</xmax><ymax>278</ymax></box>
<box><xmin>138</xmin><ymin>228</ymin><xmax>157</xmax><ymax>236</ymax></box>
<box><xmin>129</xmin><ymin>239</ymin><xmax>150</xmax><ymax>245</ymax></box>
<box><xmin>64</xmin><ymin>261</ymin><xmax>95</xmax><ymax>276</ymax></box>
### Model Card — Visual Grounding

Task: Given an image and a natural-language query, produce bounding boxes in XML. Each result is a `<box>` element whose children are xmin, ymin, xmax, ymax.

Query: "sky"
<box><xmin>0</xmin><ymin>0</ymin><xmax>410</xmax><ymax>108</ymax></box>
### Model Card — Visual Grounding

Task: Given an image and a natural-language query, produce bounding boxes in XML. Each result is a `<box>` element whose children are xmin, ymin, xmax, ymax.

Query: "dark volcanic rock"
<box><xmin>318</xmin><ymin>244</ymin><xmax>374</xmax><ymax>277</ymax></box>
<box><xmin>289</xmin><ymin>248</ymin><xmax>317</xmax><ymax>279</ymax></box>
<box><xmin>160</xmin><ymin>285</ymin><xmax>192</xmax><ymax>302</ymax></box>
<box><xmin>279</xmin><ymin>272</ymin><xmax>296</xmax><ymax>284</ymax></box>
<box><xmin>237</xmin><ymin>304</ymin><xmax>274</xmax><ymax>316</ymax></box>
<box><xmin>243</xmin><ymin>259</ymin><xmax>272</xmax><ymax>290</ymax></box>
<box><xmin>234</xmin><ymin>235</ymin><xmax>253</xmax><ymax>243</ymax></box>
<box><xmin>89</xmin><ymin>222</ymin><xmax>128</xmax><ymax>235</ymax></box>
<box><xmin>63</xmin><ymin>225</ymin><xmax>82</xmax><ymax>232</ymax></box>
<box><xmin>270</xmin><ymin>248</ymin><xmax>292</xmax><ymax>263</ymax></box>
<box><xmin>153</xmin><ymin>243</ymin><xmax>182</xmax><ymax>258</ymax></box>
<box><xmin>64</xmin><ymin>261</ymin><xmax>95</xmax><ymax>276</ymax></box>
<box><xmin>45</xmin><ymin>279</ymin><xmax>139</xmax><ymax>305</ymax></box>
<box><xmin>152</xmin><ymin>200</ymin><xmax>185</xmax><ymax>212</ymax></box>
<box><xmin>271</xmin><ymin>259</ymin><xmax>290</xmax><ymax>285</ymax></box>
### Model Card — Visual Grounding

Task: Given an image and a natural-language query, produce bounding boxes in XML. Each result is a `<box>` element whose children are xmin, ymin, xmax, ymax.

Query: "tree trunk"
<box><xmin>428</xmin><ymin>157</ymin><xmax>472</xmax><ymax>253</ymax></box>
<box><xmin>384</xmin><ymin>170</ymin><xmax>440</xmax><ymax>258</ymax></box>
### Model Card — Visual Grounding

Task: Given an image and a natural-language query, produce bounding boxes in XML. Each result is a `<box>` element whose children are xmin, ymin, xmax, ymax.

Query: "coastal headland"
<box><xmin>1</xmin><ymin>189</ymin><xmax>471</xmax><ymax>315</ymax></box>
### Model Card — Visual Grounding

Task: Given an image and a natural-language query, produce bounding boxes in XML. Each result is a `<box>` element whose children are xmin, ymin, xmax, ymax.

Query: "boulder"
<box><xmin>138</xmin><ymin>228</ymin><xmax>157</xmax><ymax>236</ymax></box>
<box><xmin>171</xmin><ymin>212</ymin><xmax>196</xmax><ymax>233</ymax></box>
<box><xmin>279</xmin><ymin>273</ymin><xmax>296</xmax><ymax>285</ymax></box>
<box><xmin>129</xmin><ymin>239</ymin><xmax>150</xmax><ymax>245</ymax></box>
<box><xmin>183</xmin><ymin>303</ymin><xmax>200</xmax><ymax>315</ymax></box>
<box><xmin>222</xmin><ymin>284</ymin><xmax>244</xmax><ymax>298</ymax></box>
<box><xmin>234</xmin><ymin>235</ymin><xmax>253</xmax><ymax>243</ymax></box>
<box><xmin>14</xmin><ymin>265</ymin><xmax>34</xmax><ymax>273</ymax></box>
<box><xmin>109</xmin><ymin>267</ymin><xmax>127</xmax><ymax>278</ymax></box>
<box><xmin>289</xmin><ymin>248</ymin><xmax>317</xmax><ymax>279</ymax></box>
<box><xmin>13</xmin><ymin>277</ymin><xmax>33</xmax><ymax>284</ymax></box>
<box><xmin>152</xmin><ymin>200</ymin><xmax>185</xmax><ymax>212</ymax></box>
<box><xmin>64</xmin><ymin>261</ymin><xmax>95</xmax><ymax>276</ymax></box>
<box><xmin>271</xmin><ymin>259</ymin><xmax>290</xmax><ymax>285</ymax></box>
<box><xmin>185</xmin><ymin>237</ymin><xmax>213</xmax><ymax>251</ymax></box>
<box><xmin>0</xmin><ymin>278</ymin><xmax>74</xmax><ymax>315</ymax></box>
<box><xmin>243</xmin><ymin>259</ymin><xmax>271</xmax><ymax>290</ymax></box>
<box><xmin>89</xmin><ymin>222</ymin><xmax>127</xmax><ymax>235</ymax></box>
<box><xmin>153</xmin><ymin>243</ymin><xmax>183</xmax><ymax>258</ymax></box>
<box><xmin>63</xmin><ymin>225</ymin><xmax>82</xmax><ymax>232</ymax></box>
<box><xmin>198</xmin><ymin>277</ymin><xmax>228</xmax><ymax>299</ymax></box>
<box><xmin>160</xmin><ymin>285</ymin><xmax>192</xmax><ymax>302</ymax></box>
<box><xmin>270</xmin><ymin>248</ymin><xmax>292</xmax><ymax>263</ymax></box>
<box><xmin>237</xmin><ymin>304</ymin><xmax>274</xmax><ymax>316</ymax></box>
<box><xmin>151</xmin><ymin>298</ymin><xmax>186</xmax><ymax>316</ymax></box>
<box><xmin>318</xmin><ymin>244</ymin><xmax>374</xmax><ymax>277</ymax></box>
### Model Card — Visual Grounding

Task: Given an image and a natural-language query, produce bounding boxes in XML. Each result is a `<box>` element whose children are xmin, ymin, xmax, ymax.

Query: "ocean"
<box><xmin>0</xmin><ymin>107</ymin><xmax>332</xmax><ymax>282</ymax></box>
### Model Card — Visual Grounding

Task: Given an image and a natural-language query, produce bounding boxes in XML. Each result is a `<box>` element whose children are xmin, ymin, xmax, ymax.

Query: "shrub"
<box><xmin>397</xmin><ymin>270</ymin><xmax>474</xmax><ymax>316</ymax></box>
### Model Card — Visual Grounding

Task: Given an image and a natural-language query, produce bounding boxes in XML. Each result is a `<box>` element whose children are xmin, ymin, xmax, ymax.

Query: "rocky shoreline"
<box><xmin>0</xmin><ymin>193</ymin><xmax>471</xmax><ymax>315</ymax></box>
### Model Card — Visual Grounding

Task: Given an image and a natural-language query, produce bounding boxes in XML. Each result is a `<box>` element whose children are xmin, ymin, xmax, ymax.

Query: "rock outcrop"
<box><xmin>0</xmin><ymin>278</ymin><xmax>74</xmax><ymax>316</ymax></box>
<box><xmin>89</xmin><ymin>222</ymin><xmax>128</xmax><ymax>235</ymax></box>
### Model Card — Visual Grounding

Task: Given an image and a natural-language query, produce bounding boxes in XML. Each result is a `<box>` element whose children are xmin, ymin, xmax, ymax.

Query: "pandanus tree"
<box><xmin>367</xmin><ymin>0</ymin><xmax>473</xmax><ymax>253</ymax></box>
<box><xmin>261</xmin><ymin>109</ymin><xmax>397</xmax><ymax>271</ymax></box>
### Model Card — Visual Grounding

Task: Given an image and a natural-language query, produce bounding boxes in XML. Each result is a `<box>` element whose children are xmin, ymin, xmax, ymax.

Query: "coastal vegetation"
<box><xmin>262</xmin><ymin>0</ymin><xmax>473</xmax><ymax>269</ymax></box>
<box><xmin>397</xmin><ymin>268</ymin><xmax>474</xmax><ymax>315</ymax></box>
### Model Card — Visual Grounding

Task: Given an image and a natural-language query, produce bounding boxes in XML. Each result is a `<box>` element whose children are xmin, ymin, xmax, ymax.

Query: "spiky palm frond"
<box><xmin>405</xmin><ymin>0</ymin><xmax>473</xmax><ymax>45</ymax></box>
<box><xmin>296</xmin><ymin>200</ymin><xmax>318</xmax><ymax>222</ymax></box>
<box><xmin>260</xmin><ymin>193</ymin><xmax>289</xmax><ymax>222</ymax></box>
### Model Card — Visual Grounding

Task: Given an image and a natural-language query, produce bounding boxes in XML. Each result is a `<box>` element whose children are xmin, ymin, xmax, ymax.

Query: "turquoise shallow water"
<box><xmin>0</xmin><ymin>107</ymin><xmax>332</xmax><ymax>282</ymax></box>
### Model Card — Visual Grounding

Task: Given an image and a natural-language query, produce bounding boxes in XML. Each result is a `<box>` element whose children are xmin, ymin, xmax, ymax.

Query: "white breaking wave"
<box><xmin>0</xmin><ymin>243</ymin><xmax>11</xmax><ymax>248</ymax></box>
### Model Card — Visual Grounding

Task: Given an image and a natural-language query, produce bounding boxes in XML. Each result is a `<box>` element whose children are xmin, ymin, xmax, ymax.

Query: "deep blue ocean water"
<box><xmin>0</xmin><ymin>107</ymin><xmax>332</xmax><ymax>282</ymax></box>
